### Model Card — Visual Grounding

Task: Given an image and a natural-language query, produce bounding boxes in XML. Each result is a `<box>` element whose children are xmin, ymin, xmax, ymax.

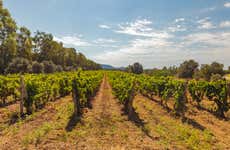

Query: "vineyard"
<box><xmin>0</xmin><ymin>71</ymin><xmax>230</xmax><ymax>149</ymax></box>
<box><xmin>0</xmin><ymin>71</ymin><xmax>103</xmax><ymax>116</ymax></box>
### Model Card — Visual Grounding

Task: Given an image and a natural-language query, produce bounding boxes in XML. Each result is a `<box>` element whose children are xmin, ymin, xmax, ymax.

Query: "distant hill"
<box><xmin>101</xmin><ymin>64</ymin><xmax>126</xmax><ymax>70</ymax></box>
<box><xmin>101</xmin><ymin>64</ymin><xmax>115</xmax><ymax>70</ymax></box>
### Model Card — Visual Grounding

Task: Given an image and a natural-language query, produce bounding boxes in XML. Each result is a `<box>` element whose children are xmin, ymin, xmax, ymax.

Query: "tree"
<box><xmin>210</xmin><ymin>62</ymin><xmax>224</xmax><ymax>75</ymax></box>
<box><xmin>178</xmin><ymin>60</ymin><xmax>199</xmax><ymax>78</ymax></box>
<box><xmin>130</xmin><ymin>62</ymin><xmax>143</xmax><ymax>74</ymax></box>
<box><xmin>0</xmin><ymin>1</ymin><xmax>100</xmax><ymax>74</ymax></box>
<box><xmin>0</xmin><ymin>35</ymin><xmax>17</xmax><ymax>73</ymax></box>
<box><xmin>200</xmin><ymin>62</ymin><xmax>224</xmax><ymax>80</ymax></box>
<box><xmin>0</xmin><ymin>3</ymin><xmax>17</xmax><ymax>73</ymax></box>
<box><xmin>32</xmin><ymin>31</ymin><xmax>53</xmax><ymax>54</ymax></box>
<box><xmin>16</xmin><ymin>27</ymin><xmax>32</xmax><ymax>60</ymax></box>
<box><xmin>5</xmin><ymin>57</ymin><xmax>31</xmax><ymax>74</ymax></box>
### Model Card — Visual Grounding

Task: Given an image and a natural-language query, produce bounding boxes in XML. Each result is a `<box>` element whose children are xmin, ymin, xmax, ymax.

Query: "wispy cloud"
<box><xmin>94</xmin><ymin>26</ymin><xmax>230</xmax><ymax>68</ymax></box>
<box><xmin>197</xmin><ymin>17</ymin><xmax>215</xmax><ymax>29</ymax></box>
<box><xmin>92</xmin><ymin>38</ymin><xmax>118</xmax><ymax>47</ymax></box>
<box><xmin>167</xmin><ymin>18</ymin><xmax>187</xmax><ymax>32</ymax></box>
<box><xmin>98</xmin><ymin>24</ymin><xmax>111</xmax><ymax>29</ymax></box>
<box><xmin>94</xmin><ymin>32</ymin><xmax>176</xmax><ymax>67</ymax></box>
<box><xmin>95</xmin><ymin>18</ymin><xmax>179</xmax><ymax>67</ymax></box>
<box><xmin>175</xmin><ymin>18</ymin><xmax>185</xmax><ymax>23</ymax></box>
<box><xmin>94</xmin><ymin>17</ymin><xmax>230</xmax><ymax>68</ymax></box>
<box><xmin>115</xmin><ymin>19</ymin><xmax>172</xmax><ymax>38</ymax></box>
<box><xmin>183</xmin><ymin>32</ymin><xmax>230</xmax><ymax>48</ymax></box>
<box><xmin>200</xmin><ymin>7</ymin><xmax>216</xmax><ymax>13</ymax></box>
<box><xmin>168</xmin><ymin>25</ymin><xmax>186</xmax><ymax>32</ymax></box>
<box><xmin>220</xmin><ymin>21</ymin><xmax>230</xmax><ymax>28</ymax></box>
<box><xmin>93</xmin><ymin>38</ymin><xmax>116</xmax><ymax>44</ymax></box>
<box><xmin>54</xmin><ymin>35</ymin><xmax>91</xmax><ymax>47</ymax></box>
<box><xmin>224</xmin><ymin>2</ymin><xmax>230</xmax><ymax>8</ymax></box>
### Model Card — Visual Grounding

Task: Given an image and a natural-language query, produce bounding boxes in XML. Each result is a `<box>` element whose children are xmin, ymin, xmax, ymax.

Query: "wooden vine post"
<box><xmin>19</xmin><ymin>75</ymin><xmax>27</xmax><ymax>116</ymax></box>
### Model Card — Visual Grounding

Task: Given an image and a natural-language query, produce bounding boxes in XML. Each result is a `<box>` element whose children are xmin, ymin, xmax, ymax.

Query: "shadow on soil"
<box><xmin>65</xmin><ymin>113</ymin><xmax>82</xmax><ymax>132</ymax></box>
<box><xmin>123</xmin><ymin>107</ymin><xmax>156</xmax><ymax>140</ymax></box>
<box><xmin>196</xmin><ymin>105</ymin><xmax>229</xmax><ymax>121</ymax></box>
<box><xmin>0</xmin><ymin>101</ymin><xmax>17</xmax><ymax>108</ymax></box>
<box><xmin>142</xmin><ymin>94</ymin><xmax>207</xmax><ymax>131</ymax></box>
<box><xmin>182</xmin><ymin>117</ymin><xmax>206</xmax><ymax>131</ymax></box>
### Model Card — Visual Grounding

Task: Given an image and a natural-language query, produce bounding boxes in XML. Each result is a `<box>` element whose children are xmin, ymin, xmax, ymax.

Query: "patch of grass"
<box><xmin>156</xmin><ymin>139</ymin><xmax>170</xmax><ymax>149</ymax></box>
<box><xmin>1</xmin><ymin>108</ymin><xmax>49</xmax><ymax>136</ymax></box>
<box><xmin>136</xmin><ymin>97</ymin><xmax>218</xmax><ymax>150</ymax></box>
<box><xmin>56</xmin><ymin>130</ymin><xmax>68</xmax><ymax>142</ymax></box>
<box><xmin>156</xmin><ymin>115</ymin><xmax>216</xmax><ymax>150</ymax></box>
<box><xmin>22</xmin><ymin>122</ymin><xmax>54</xmax><ymax>146</ymax></box>
<box><xmin>1</xmin><ymin>108</ymin><xmax>11</xmax><ymax>117</ymax></box>
<box><xmin>120</xmin><ymin>131</ymin><xmax>129</xmax><ymax>139</ymax></box>
<box><xmin>0</xmin><ymin>123</ymin><xmax>8</xmax><ymax>132</ymax></box>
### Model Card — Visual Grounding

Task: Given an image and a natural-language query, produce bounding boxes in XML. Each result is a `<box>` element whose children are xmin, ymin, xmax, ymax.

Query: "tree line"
<box><xmin>177</xmin><ymin>60</ymin><xmax>228</xmax><ymax>81</ymax></box>
<box><xmin>127</xmin><ymin>60</ymin><xmax>229</xmax><ymax>81</ymax></box>
<box><xmin>0</xmin><ymin>1</ymin><xmax>101</xmax><ymax>74</ymax></box>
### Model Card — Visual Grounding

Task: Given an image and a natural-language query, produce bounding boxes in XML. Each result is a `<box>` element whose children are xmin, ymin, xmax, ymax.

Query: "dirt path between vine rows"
<box><xmin>68</xmin><ymin>76</ymin><xmax>160</xmax><ymax>149</ymax></box>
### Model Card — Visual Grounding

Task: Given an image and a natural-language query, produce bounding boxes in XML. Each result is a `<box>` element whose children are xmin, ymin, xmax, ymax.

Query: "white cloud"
<box><xmin>115</xmin><ymin>19</ymin><xmax>172</xmax><ymax>38</ymax></box>
<box><xmin>54</xmin><ymin>35</ymin><xmax>91</xmax><ymax>47</ymax></box>
<box><xmin>93</xmin><ymin>38</ymin><xmax>117</xmax><ymax>44</ymax></box>
<box><xmin>167</xmin><ymin>18</ymin><xmax>187</xmax><ymax>32</ymax></box>
<box><xmin>197</xmin><ymin>17</ymin><xmax>215</xmax><ymax>29</ymax></box>
<box><xmin>99</xmin><ymin>24</ymin><xmax>111</xmax><ymax>29</ymax></box>
<box><xmin>200</xmin><ymin>7</ymin><xmax>216</xmax><ymax>13</ymax></box>
<box><xmin>168</xmin><ymin>25</ymin><xmax>186</xmax><ymax>32</ymax></box>
<box><xmin>224</xmin><ymin>2</ymin><xmax>230</xmax><ymax>8</ymax></box>
<box><xmin>94</xmin><ymin>34</ymin><xmax>177</xmax><ymax>67</ymax></box>
<box><xmin>220</xmin><ymin>21</ymin><xmax>230</xmax><ymax>28</ymax></box>
<box><xmin>175</xmin><ymin>18</ymin><xmax>185</xmax><ymax>23</ymax></box>
<box><xmin>183</xmin><ymin>32</ymin><xmax>230</xmax><ymax>48</ymax></box>
<box><xmin>92</xmin><ymin>38</ymin><xmax>118</xmax><ymax>48</ymax></box>
<box><xmin>94</xmin><ymin>31</ymin><xmax>230</xmax><ymax>68</ymax></box>
<box><xmin>94</xmin><ymin>41</ymin><xmax>183</xmax><ymax>68</ymax></box>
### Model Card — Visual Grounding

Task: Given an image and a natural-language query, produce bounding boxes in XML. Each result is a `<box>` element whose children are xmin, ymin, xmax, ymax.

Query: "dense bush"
<box><xmin>56</xmin><ymin>65</ymin><xmax>63</xmax><ymax>72</ymax></box>
<box><xmin>5</xmin><ymin>57</ymin><xmax>31</xmax><ymax>74</ymax></box>
<box><xmin>32</xmin><ymin>61</ymin><xmax>44</xmax><ymax>73</ymax></box>
<box><xmin>42</xmin><ymin>61</ymin><xmax>56</xmax><ymax>73</ymax></box>
<box><xmin>210</xmin><ymin>74</ymin><xmax>223</xmax><ymax>81</ymax></box>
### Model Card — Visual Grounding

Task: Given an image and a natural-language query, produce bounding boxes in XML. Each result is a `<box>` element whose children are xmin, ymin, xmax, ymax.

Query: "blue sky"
<box><xmin>4</xmin><ymin>0</ymin><xmax>230</xmax><ymax>68</ymax></box>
